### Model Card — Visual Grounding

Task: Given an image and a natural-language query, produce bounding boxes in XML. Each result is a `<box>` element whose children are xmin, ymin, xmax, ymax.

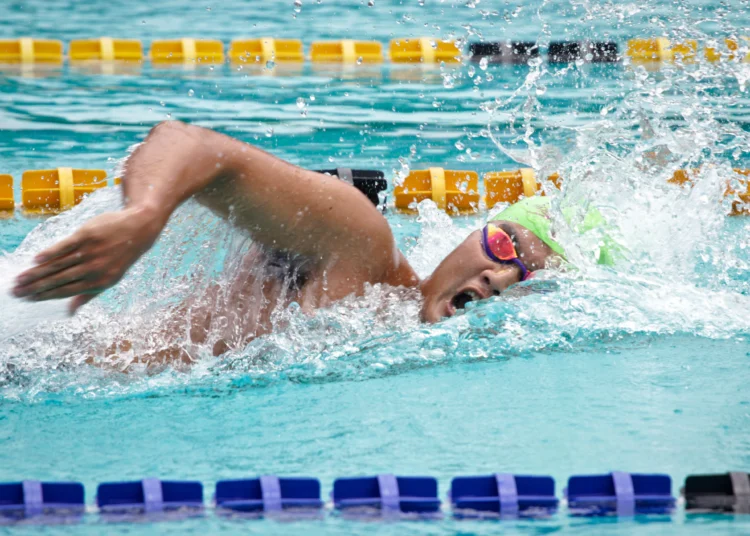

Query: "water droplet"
<box><xmin>467</xmin><ymin>65</ymin><xmax>475</xmax><ymax>77</ymax></box>
<box><xmin>309</xmin><ymin>94</ymin><xmax>315</xmax><ymax>101</ymax></box>
<box><xmin>265</xmin><ymin>127</ymin><xmax>274</xmax><ymax>137</ymax></box>
<box><xmin>455</xmin><ymin>141</ymin><xmax>465</xmax><ymax>150</ymax></box>
<box><xmin>265</xmin><ymin>59</ymin><xmax>276</xmax><ymax>69</ymax></box>
<box><xmin>296</xmin><ymin>97</ymin><xmax>306</xmax><ymax>108</ymax></box>
<box><xmin>293</xmin><ymin>0</ymin><xmax>302</xmax><ymax>13</ymax></box>
<box><xmin>479</xmin><ymin>57</ymin><xmax>488</xmax><ymax>70</ymax></box>
<box><xmin>367</xmin><ymin>0</ymin><xmax>374</xmax><ymax>5</ymax></box>
<box><xmin>188</xmin><ymin>89</ymin><xmax>194</xmax><ymax>97</ymax></box>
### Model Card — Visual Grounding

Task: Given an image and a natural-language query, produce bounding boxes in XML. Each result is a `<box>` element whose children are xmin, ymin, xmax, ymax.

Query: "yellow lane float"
<box><xmin>22</xmin><ymin>168</ymin><xmax>108</xmax><ymax>213</ymax></box>
<box><xmin>150</xmin><ymin>39</ymin><xmax>224</xmax><ymax>64</ymax></box>
<box><xmin>0</xmin><ymin>38</ymin><xmax>63</xmax><ymax>63</ymax></box>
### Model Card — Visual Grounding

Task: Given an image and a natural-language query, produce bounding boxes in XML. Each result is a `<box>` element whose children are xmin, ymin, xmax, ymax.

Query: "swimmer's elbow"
<box><xmin>149</xmin><ymin>119</ymin><xmax>187</xmax><ymax>137</ymax></box>
<box><xmin>147</xmin><ymin>120</ymin><xmax>206</xmax><ymax>148</ymax></box>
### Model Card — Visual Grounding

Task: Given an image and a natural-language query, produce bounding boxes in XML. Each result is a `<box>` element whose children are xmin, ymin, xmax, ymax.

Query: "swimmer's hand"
<box><xmin>12</xmin><ymin>206</ymin><xmax>163</xmax><ymax>314</ymax></box>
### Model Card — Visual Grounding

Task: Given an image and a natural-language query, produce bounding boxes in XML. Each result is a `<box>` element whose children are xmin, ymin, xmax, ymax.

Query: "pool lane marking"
<box><xmin>429</xmin><ymin>167</ymin><xmax>447</xmax><ymax>210</ymax></box>
<box><xmin>57</xmin><ymin>167</ymin><xmax>75</xmax><ymax>210</ymax></box>
<box><xmin>100</xmin><ymin>37</ymin><xmax>115</xmax><ymax>61</ymax></box>
<box><xmin>419</xmin><ymin>37</ymin><xmax>436</xmax><ymax>63</ymax></box>
<box><xmin>181</xmin><ymin>38</ymin><xmax>197</xmax><ymax>63</ymax></box>
<box><xmin>20</xmin><ymin>38</ymin><xmax>34</xmax><ymax>63</ymax></box>
<box><xmin>341</xmin><ymin>40</ymin><xmax>357</xmax><ymax>63</ymax></box>
<box><xmin>261</xmin><ymin>38</ymin><xmax>275</xmax><ymax>62</ymax></box>
<box><xmin>520</xmin><ymin>168</ymin><xmax>539</xmax><ymax>198</ymax></box>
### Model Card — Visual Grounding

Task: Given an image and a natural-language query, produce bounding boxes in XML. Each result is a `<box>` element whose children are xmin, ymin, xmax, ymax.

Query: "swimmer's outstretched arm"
<box><xmin>14</xmin><ymin>120</ymin><xmax>412</xmax><ymax>311</ymax></box>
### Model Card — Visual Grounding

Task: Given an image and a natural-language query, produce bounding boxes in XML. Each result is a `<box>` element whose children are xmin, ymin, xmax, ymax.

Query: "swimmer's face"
<box><xmin>419</xmin><ymin>221</ymin><xmax>555</xmax><ymax>323</ymax></box>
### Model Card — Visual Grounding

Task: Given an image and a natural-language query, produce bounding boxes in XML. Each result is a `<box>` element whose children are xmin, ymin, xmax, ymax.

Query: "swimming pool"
<box><xmin>1</xmin><ymin>0</ymin><xmax>750</xmax><ymax>533</ymax></box>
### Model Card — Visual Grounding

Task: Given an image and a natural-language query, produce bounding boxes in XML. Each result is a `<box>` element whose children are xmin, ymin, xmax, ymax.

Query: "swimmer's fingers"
<box><xmin>13</xmin><ymin>262</ymin><xmax>101</xmax><ymax>299</ymax></box>
<box><xmin>14</xmin><ymin>208</ymin><xmax>161</xmax><ymax>302</ymax></box>
<box><xmin>13</xmin><ymin>249</ymin><xmax>86</xmax><ymax>295</ymax></box>
<box><xmin>33</xmin><ymin>233</ymin><xmax>84</xmax><ymax>264</ymax></box>
<box><xmin>30</xmin><ymin>281</ymin><xmax>106</xmax><ymax>303</ymax></box>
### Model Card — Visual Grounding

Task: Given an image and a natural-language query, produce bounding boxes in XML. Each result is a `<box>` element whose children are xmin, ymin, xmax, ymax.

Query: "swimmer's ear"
<box><xmin>69</xmin><ymin>293</ymin><xmax>99</xmax><ymax>315</ymax></box>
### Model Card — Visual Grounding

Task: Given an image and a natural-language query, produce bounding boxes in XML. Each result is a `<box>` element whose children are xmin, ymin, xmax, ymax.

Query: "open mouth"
<box><xmin>450</xmin><ymin>289</ymin><xmax>483</xmax><ymax>312</ymax></box>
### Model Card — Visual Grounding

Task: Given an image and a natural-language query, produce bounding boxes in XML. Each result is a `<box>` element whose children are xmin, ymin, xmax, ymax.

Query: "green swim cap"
<box><xmin>490</xmin><ymin>196</ymin><xmax>619</xmax><ymax>266</ymax></box>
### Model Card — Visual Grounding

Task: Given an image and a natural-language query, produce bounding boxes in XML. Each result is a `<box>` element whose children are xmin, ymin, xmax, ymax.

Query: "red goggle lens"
<box><xmin>484</xmin><ymin>223</ymin><xmax>519</xmax><ymax>261</ymax></box>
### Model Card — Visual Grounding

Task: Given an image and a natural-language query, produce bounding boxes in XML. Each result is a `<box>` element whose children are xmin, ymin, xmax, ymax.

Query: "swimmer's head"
<box><xmin>419</xmin><ymin>221</ymin><xmax>557</xmax><ymax>323</ymax></box>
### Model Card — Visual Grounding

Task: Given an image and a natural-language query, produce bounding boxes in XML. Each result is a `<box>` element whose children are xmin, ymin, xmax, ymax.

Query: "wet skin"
<box><xmin>11</xmin><ymin>121</ymin><xmax>558</xmax><ymax>365</ymax></box>
<box><xmin>419</xmin><ymin>222</ymin><xmax>557</xmax><ymax>323</ymax></box>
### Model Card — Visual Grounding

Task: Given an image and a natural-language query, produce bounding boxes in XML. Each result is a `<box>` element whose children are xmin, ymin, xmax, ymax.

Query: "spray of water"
<box><xmin>1</xmin><ymin>1</ymin><xmax>749</xmax><ymax>401</ymax></box>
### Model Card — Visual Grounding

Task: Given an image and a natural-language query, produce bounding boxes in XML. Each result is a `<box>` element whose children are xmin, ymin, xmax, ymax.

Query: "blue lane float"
<box><xmin>684</xmin><ymin>472</ymin><xmax>750</xmax><ymax>514</ymax></box>
<box><xmin>96</xmin><ymin>479</ymin><xmax>203</xmax><ymax>515</ymax></box>
<box><xmin>449</xmin><ymin>474</ymin><xmax>558</xmax><ymax>517</ymax></box>
<box><xmin>332</xmin><ymin>475</ymin><xmax>441</xmax><ymax>515</ymax></box>
<box><xmin>566</xmin><ymin>472</ymin><xmax>675</xmax><ymax>516</ymax></box>
<box><xmin>2</xmin><ymin>471</ymin><xmax>750</xmax><ymax>524</ymax></box>
<box><xmin>0</xmin><ymin>480</ymin><xmax>84</xmax><ymax>521</ymax></box>
<box><xmin>215</xmin><ymin>476</ymin><xmax>323</xmax><ymax>513</ymax></box>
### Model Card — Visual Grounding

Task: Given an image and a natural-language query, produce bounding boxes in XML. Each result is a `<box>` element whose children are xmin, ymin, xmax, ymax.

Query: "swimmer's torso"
<box><xmin>186</xmin><ymin>246</ymin><xmax>320</xmax><ymax>356</ymax></box>
<box><xmin>147</xmin><ymin>243</ymin><xmax>416</xmax><ymax>365</ymax></box>
<box><xmin>104</xmin><ymin>242</ymin><xmax>416</xmax><ymax>370</ymax></box>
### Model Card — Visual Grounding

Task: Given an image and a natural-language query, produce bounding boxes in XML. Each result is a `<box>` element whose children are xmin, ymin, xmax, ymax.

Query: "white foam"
<box><xmin>0</xmin><ymin>254</ymin><xmax>71</xmax><ymax>341</ymax></box>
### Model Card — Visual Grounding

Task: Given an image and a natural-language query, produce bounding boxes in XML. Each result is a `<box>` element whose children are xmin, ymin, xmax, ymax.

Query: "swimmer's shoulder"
<box><xmin>383</xmin><ymin>250</ymin><xmax>420</xmax><ymax>288</ymax></box>
<box><xmin>305</xmin><ymin>248</ymin><xmax>418</xmax><ymax>299</ymax></box>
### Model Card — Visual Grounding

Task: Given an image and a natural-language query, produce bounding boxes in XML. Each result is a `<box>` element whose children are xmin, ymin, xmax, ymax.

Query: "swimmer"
<box><xmin>10</xmin><ymin>121</ymin><xmax>600</xmax><ymax>361</ymax></box>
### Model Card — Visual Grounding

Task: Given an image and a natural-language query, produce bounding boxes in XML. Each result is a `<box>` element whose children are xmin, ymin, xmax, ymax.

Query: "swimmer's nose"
<box><xmin>480</xmin><ymin>267</ymin><xmax>521</xmax><ymax>296</ymax></box>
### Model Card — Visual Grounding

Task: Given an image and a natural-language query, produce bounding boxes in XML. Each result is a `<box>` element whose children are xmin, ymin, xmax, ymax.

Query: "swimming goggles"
<box><xmin>481</xmin><ymin>222</ymin><xmax>533</xmax><ymax>281</ymax></box>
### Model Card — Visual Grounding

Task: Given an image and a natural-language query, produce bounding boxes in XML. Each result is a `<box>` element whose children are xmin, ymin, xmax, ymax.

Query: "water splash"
<box><xmin>1</xmin><ymin>0</ymin><xmax>750</xmax><ymax>402</ymax></box>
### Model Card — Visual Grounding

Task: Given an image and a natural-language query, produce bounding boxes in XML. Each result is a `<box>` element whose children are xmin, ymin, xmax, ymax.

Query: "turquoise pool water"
<box><xmin>1</xmin><ymin>0</ymin><xmax>750</xmax><ymax>533</ymax></box>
